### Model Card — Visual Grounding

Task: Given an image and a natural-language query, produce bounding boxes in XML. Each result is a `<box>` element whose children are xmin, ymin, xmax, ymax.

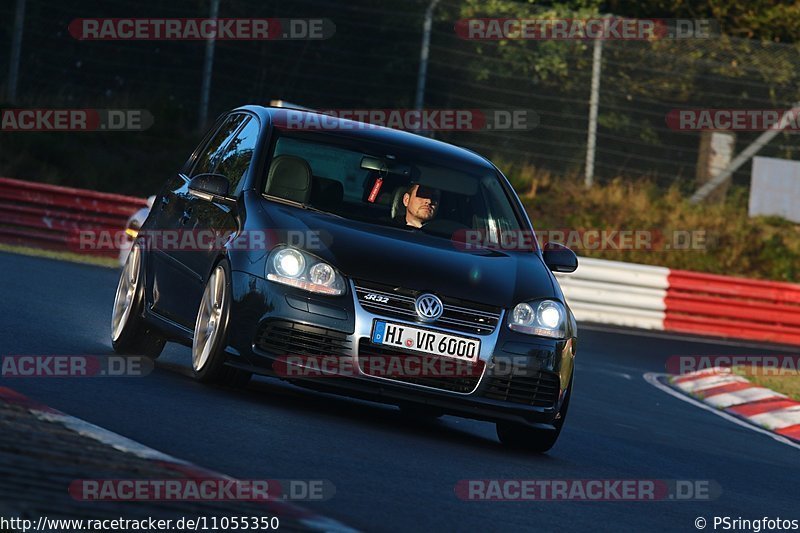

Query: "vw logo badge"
<box><xmin>415</xmin><ymin>293</ymin><xmax>443</xmax><ymax>322</ymax></box>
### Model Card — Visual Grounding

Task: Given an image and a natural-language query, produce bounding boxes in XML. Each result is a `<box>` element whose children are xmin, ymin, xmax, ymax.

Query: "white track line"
<box><xmin>643</xmin><ymin>372</ymin><xmax>800</xmax><ymax>451</ymax></box>
<box><xmin>4</xmin><ymin>395</ymin><xmax>358</xmax><ymax>533</ymax></box>
<box><xmin>33</xmin><ymin>411</ymin><xmax>196</xmax><ymax>466</ymax></box>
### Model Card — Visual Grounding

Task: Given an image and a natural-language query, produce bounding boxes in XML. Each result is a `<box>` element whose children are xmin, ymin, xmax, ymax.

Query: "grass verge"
<box><xmin>0</xmin><ymin>243</ymin><xmax>118</xmax><ymax>269</ymax></box>
<box><xmin>733</xmin><ymin>367</ymin><xmax>800</xmax><ymax>402</ymax></box>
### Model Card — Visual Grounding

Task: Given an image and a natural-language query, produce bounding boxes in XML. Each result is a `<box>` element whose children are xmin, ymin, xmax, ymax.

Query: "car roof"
<box><xmin>233</xmin><ymin>105</ymin><xmax>497</xmax><ymax>171</ymax></box>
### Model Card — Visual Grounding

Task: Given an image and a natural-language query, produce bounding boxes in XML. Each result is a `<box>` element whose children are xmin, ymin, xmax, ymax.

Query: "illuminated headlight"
<box><xmin>508</xmin><ymin>300</ymin><xmax>566</xmax><ymax>339</ymax></box>
<box><xmin>266</xmin><ymin>246</ymin><xmax>345</xmax><ymax>296</ymax></box>
<box><xmin>274</xmin><ymin>248</ymin><xmax>305</xmax><ymax>278</ymax></box>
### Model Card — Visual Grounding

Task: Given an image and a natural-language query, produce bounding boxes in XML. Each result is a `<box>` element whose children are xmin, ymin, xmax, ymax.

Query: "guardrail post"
<box><xmin>7</xmin><ymin>0</ymin><xmax>26</xmax><ymax>103</ymax></box>
<box><xmin>584</xmin><ymin>15</ymin><xmax>609</xmax><ymax>188</ymax></box>
<box><xmin>413</xmin><ymin>0</ymin><xmax>440</xmax><ymax>135</ymax></box>
<box><xmin>198</xmin><ymin>0</ymin><xmax>220</xmax><ymax>131</ymax></box>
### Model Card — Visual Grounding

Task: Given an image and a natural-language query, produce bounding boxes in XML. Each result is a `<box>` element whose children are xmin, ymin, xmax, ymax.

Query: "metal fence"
<box><xmin>3</xmin><ymin>0</ymin><xmax>800</xmax><ymax>191</ymax></box>
<box><xmin>427</xmin><ymin>1</ymin><xmax>800</xmax><ymax>189</ymax></box>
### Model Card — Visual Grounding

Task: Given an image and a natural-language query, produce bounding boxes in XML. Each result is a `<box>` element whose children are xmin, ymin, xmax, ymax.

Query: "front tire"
<box><xmin>496</xmin><ymin>375</ymin><xmax>572</xmax><ymax>453</ymax></box>
<box><xmin>191</xmin><ymin>260</ymin><xmax>251</xmax><ymax>387</ymax></box>
<box><xmin>111</xmin><ymin>243</ymin><xmax>165</xmax><ymax>358</ymax></box>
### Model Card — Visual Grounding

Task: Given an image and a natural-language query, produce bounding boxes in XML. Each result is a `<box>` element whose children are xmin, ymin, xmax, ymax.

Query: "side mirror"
<box><xmin>188</xmin><ymin>173</ymin><xmax>235</xmax><ymax>205</ymax></box>
<box><xmin>542</xmin><ymin>242</ymin><xmax>578</xmax><ymax>273</ymax></box>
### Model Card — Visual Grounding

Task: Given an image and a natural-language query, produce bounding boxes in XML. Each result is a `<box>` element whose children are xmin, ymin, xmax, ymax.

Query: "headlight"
<box><xmin>266</xmin><ymin>246</ymin><xmax>346</xmax><ymax>296</ymax></box>
<box><xmin>309</xmin><ymin>262</ymin><xmax>336</xmax><ymax>287</ymax></box>
<box><xmin>274</xmin><ymin>248</ymin><xmax>305</xmax><ymax>278</ymax></box>
<box><xmin>508</xmin><ymin>300</ymin><xmax>566</xmax><ymax>339</ymax></box>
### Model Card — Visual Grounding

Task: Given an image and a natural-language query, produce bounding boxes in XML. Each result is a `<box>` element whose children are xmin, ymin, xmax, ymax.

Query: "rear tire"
<box><xmin>111</xmin><ymin>243</ymin><xmax>165</xmax><ymax>359</ymax></box>
<box><xmin>191</xmin><ymin>260</ymin><xmax>251</xmax><ymax>388</ymax></box>
<box><xmin>496</xmin><ymin>375</ymin><xmax>573</xmax><ymax>453</ymax></box>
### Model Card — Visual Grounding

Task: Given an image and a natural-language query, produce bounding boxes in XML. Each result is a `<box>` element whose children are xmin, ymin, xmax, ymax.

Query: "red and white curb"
<box><xmin>644</xmin><ymin>373</ymin><xmax>800</xmax><ymax>450</ymax></box>
<box><xmin>0</xmin><ymin>387</ymin><xmax>357</xmax><ymax>532</ymax></box>
<box><xmin>644</xmin><ymin>370</ymin><xmax>800</xmax><ymax>448</ymax></box>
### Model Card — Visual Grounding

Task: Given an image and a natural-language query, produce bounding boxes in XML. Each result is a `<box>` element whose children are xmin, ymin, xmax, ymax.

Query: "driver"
<box><xmin>401</xmin><ymin>183</ymin><xmax>441</xmax><ymax>228</ymax></box>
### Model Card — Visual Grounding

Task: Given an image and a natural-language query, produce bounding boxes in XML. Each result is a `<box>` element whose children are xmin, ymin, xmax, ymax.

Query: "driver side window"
<box><xmin>215</xmin><ymin>117</ymin><xmax>260</xmax><ymax>195</ymax></box>
<box><xmin>192</xmin><ymin>114</ymin><xmax>247</xmax><ymax>177</ymax></box>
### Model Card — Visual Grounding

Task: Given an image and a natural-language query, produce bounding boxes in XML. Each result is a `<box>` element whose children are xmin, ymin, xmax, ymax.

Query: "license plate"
<box><xmin>371</xmin><ymin>321</ymin><xmax>480</xmax><ymax>363</ymax></box>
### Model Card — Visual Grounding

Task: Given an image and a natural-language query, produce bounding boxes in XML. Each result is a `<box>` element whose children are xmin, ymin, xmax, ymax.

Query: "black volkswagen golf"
<box><xmin>111</xmin><ymin>105</ymin><xmax>578</xmax><ymax>452</ymax></box>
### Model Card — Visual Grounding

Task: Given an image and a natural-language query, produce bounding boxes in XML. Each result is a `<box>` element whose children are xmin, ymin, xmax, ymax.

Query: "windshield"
<box><xmin>263</xmin><ymin>132</ymin><xmax>527</xmax><ymax>246</ymax></box>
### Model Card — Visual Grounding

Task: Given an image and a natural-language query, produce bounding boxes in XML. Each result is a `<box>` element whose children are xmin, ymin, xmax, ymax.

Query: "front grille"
<box><xmin>482</xmin><ymin>371</ymin><xmax>560</xmax><ymax>407</ymax></box>
<box><xmin>358</xmin><ymin>340</ymin><xmax>484</xmax><ymax>393</ymax></box>
<box><xmin>254</xmin><ymin>321</ymin><xmax>351</xmax><ymax>357</ymax></box>
<box><xmin>354</xmin><ymin>279</ymin><xmax>501</xmax><ymax>335</ymax></box>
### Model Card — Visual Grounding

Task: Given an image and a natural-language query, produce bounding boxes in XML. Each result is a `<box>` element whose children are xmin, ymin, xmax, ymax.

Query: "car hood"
<box><xmin>258</xmin><ymin>201</ymin><xmax>557</xmax><ymax>309</ymax></box>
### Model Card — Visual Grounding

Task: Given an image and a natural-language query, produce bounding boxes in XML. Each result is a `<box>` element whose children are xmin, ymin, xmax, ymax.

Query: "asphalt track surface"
<box><xmin>1</xmin><ymin>251</ymin><xmax>798</xmax><ymax>532</ymax></box>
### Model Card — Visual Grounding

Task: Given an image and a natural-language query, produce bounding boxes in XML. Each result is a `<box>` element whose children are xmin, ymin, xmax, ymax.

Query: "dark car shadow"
<box><xmin>70</xmin><ymin>345</ymin><xmax>562</xmax><ymax>461</ymax></box>
<box><xmin>151</xmin><ymin>355</ymin><xmax>559</xmax><ymax>461</ymax></box>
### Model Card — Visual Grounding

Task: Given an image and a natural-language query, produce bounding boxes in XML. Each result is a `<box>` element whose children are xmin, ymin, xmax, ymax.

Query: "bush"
<box><xmin>509</xmin><ymin>163</ymin><xmax>800</xmax><ymax>282</ymax></box>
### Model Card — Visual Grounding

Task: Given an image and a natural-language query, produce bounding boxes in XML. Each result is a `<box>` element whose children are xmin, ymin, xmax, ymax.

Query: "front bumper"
<box><xmin>228</xmin><ymin>271</ymin><xmax>575</xmax><ymax>427</ymax></box>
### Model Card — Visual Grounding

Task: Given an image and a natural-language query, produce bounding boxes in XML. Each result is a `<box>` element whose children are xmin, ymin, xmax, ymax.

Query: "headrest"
<box><xmin>265</xmin><ymin>155</ymin><xmax>312</xmax><ymax>204</ymax></box>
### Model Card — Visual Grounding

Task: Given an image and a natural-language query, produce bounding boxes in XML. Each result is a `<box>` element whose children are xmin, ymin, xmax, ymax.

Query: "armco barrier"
<box><xmin>665</xmin><ymin>270</ymin><xmax>800</xmax><ymax>345</ymax></box>
<box><xmin>557</xmin><ymin>257</ymin><xmax>800</xmax><ymax>346</ymax></box>
<box><xmin>0</xmin><ymin>177</ymin><xmax>145</xmax><ymax>256</ymax></box>
<box><xmin>555</xmin><ymin>257</ymin><xmax>669</xmax><ymax>330</ymax></box>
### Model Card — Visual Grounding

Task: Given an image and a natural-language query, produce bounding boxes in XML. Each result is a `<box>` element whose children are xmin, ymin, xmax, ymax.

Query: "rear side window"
<box><xmin>192</xmin><ymin>114</ymin><xmax>247</xmax><ymax>176</ymax></box>
<box><xmin>271</xmin><ymin>136</ymin><xmax>367</xmax><ymax>202</ymax></box>
<box><xmin>215</xmin><ymin>118</ymin><xmax>259</xmax><ymax>194</ymax></box>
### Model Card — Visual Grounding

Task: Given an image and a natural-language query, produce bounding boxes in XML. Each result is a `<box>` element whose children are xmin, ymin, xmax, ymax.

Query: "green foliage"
<box><xmin>605</xmin><ymin>0</ymin><xmax>800</xmax><ymax>43</ymax></box>
<box><xmin>446</xmin><ymin>0</ymin><xmax>601</xmax><ymax>88</ymax></box>
<box><xmin>436</xmin><ymin>0</ymin><xmax>800</xmax><ymax>185</ymax></box>
<box><xmin>512</xmin><ymin>164</ymin><xmax>800</xmax><ymax>282</ymax></box>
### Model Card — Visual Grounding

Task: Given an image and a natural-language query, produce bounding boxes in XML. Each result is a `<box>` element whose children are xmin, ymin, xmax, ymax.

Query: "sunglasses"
<box><xmin>414</xmin><ymin>185</ymin><xmax>441</xmax><ymax>201</ymax></box>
